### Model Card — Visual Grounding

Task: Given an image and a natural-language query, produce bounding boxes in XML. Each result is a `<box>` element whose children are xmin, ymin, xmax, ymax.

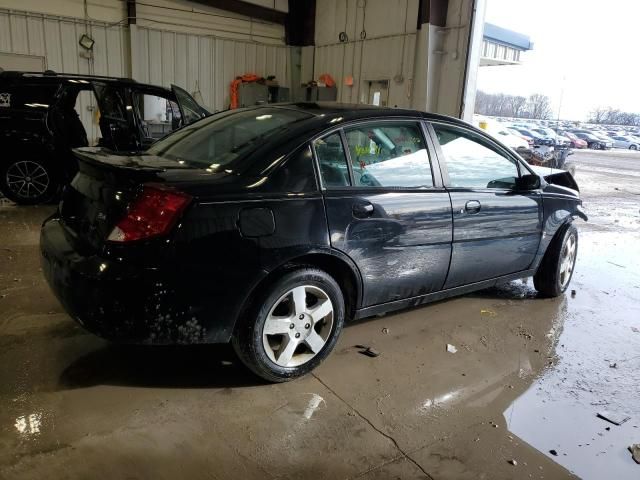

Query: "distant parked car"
<box><xmin>571</xmin><ymin>131</ymin><xmax>612</xmax><ymax>150</ymax></box>
<box><xmin>529</xmin><ymin>128</ymin><xmax>558</xmax><ymax>145</ymax></box>
<box><xmin>591</xmin><ymin>132</ymin><xmax>615</xmax><ymax>149</ymax></box>
<box><xmin>487</xmin><ymin>127</ymin><xmax>530</xmax><ymax>151</ymax></box>
<box><xmin>510</xmin><ymin>127</ymin><xmax>554</xmax><ymax>146</ymax></box>
<box><xmin>531</xmin><ymin>127</ymin><xmax>571</xmax><ymax>147</ymax></box>
<box><xmin>506</xmin><ymin>128</ymin><xmax>534</xmax><ymax>146</ymax></box>
<box><xmin>610</xmin><ymin>135</ymin><xmax>640</xmax><ymax>150</ymax></box>
<box><xmin>559</xmin><ymin>131</ymin><xmax>588</xmax><ymax>149</ymax></box>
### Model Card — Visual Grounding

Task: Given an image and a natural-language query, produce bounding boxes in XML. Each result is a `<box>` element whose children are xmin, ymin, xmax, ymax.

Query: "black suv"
<box><xmin>0</xmin><ymin>71</ymin><xmax>208</xmax><ymax>204</ymax></box>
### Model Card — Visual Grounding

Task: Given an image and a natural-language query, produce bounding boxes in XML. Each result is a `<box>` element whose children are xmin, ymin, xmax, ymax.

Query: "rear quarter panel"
<box><xmin>172</xmin><ymin>195</ymin><xmax>329</xmax><ymax>342</ymax></box>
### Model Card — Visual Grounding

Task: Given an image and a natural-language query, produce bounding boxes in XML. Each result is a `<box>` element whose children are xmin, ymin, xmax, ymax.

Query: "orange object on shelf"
<box><xmin>230</xmin><ymin>73</ymin><xmax>261</xmax><ymax>109</ymax></box>
<box><xmin>318</xmin><ymin>73</ymin><xmax>336</xmax><ymax>87</ymax></box>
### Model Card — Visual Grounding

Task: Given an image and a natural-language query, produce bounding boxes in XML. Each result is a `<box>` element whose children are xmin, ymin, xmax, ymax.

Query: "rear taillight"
<box><xmin>107</xmin><ymin>185</ymin><xmax>191</xmax><ymax>243</ymax></box>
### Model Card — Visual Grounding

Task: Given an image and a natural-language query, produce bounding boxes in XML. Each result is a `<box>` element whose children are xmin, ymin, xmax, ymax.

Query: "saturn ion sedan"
<box><xmin>41</xmin><ymin>103</ymin><xmax>586</xmax><ymax>382</ymax></box>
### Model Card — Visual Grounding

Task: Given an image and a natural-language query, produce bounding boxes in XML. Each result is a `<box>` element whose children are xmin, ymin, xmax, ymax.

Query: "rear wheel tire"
<box><xmin>0</xmin><ymin>158</ymin><xmax>59</xmax><ymax>205</ymax></box>
<box><xmin>630</xmin><ymin>145</ymin><xmax>637</xmax><ymax>151</ymax></box>
<box><xmin>534</xmin><ymin>224</ymin><xmax>578</xmax><ymax>297</ymax></box>
<box><xmin>232</xmin><ymin>268</ymin><xmax>345</xmax><ymax>382</ymax></box>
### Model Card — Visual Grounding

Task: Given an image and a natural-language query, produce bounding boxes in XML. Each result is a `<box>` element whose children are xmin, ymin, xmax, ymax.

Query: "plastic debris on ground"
<box><xmin>446</xmin><ymin>344</ymin><xmax>458</xmax><ymax>354</ymax></box>
<box><xmin>596</xmin><ymin>411</ymin><xmax>631</xmax><ymax>426</ymax></box>
<box><xmin>356</xmin><ymin>345</ymin><xmax>380</xmax><ymax>358</ymax></box>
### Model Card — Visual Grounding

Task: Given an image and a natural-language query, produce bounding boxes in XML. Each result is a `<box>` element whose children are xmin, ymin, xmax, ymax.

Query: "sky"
<box><xmin>477</xmin><ymin>0</ymin><xmax>640</xmax><ymax>121</ymax></box>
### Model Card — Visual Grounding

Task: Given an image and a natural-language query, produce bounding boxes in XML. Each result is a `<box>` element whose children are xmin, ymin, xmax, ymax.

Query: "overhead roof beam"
<box><xmin>187</xmin><ymin>0</ymin><xmax>286</xmax><ymax>24</ymax></box>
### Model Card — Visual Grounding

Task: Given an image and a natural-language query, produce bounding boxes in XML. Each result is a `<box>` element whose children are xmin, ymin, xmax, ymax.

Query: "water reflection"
<box><xmin>15</xmin><ymin>412</ymin><xmax>42</xmax><ymax>436</ymax></box>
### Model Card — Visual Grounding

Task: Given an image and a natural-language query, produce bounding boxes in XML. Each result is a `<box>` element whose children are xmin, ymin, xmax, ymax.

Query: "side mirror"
<box><xmin>515</xmin><ymin>174</ymin><xmax>541</xmax><ymax>191</ymax></box>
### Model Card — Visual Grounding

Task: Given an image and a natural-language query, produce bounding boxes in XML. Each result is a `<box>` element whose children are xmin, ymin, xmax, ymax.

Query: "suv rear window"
<box><xmin>147</xmin><ymin>108</ymin><xmax>312</xmax><ymax>170</ymax></box>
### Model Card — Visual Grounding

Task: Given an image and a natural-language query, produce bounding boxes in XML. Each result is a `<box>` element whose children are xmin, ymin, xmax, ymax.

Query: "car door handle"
<box><xmin>464</xmin><ymin>200</ymin><xmax>481</xmax><ymax>214</ymax></box>
<box><xmin>352</xmin><ymin>202</ymin><xmax>374</xmax><ymax>218</ymax></box>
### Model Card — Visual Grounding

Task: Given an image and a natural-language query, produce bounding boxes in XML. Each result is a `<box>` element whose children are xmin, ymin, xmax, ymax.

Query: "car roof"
<box><xmin>240</xmin><ymin>102</ymin><xmax>472</xmax><ymax>126</ymax></box>
<box><xmin>0</xmin><ymin>70</ymin><xmax>138</xmax><ymax>85</ymax></box>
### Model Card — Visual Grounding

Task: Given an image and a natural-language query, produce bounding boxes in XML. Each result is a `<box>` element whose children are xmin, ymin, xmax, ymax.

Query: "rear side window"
<box><xmin>147</xmin><ymin>108</ymin><xmax>312</xmax><ymax>170</ymax></box>
<box><xmin>314</xmin><ymin>132</ymin><xmax>350</xmax><ymax>187</ymax></box>
<box><xmin>344</xmin><ymin>122</ymin><xmax>433</xmax><ymax>188</ymax></box>
<box><xmin>94</xmin><ymin>84</ymin><xmax>126</xmax><ymax>120</ymax></box>
<box><xmin>0</xmin><ymin>83</ymin><xmax>58</xmax><ymax>109</ymax></box>
<box><xmin>267</xmin><ymin>145</ymin><xmax>318</xmax><ymax>193</ymax></box>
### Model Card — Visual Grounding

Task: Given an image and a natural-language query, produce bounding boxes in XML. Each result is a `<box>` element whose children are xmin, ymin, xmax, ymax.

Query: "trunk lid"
<box><xmin>60</xmin><ymin>148</ymin><xmax>190</xmax><ymax>249</ymax></box>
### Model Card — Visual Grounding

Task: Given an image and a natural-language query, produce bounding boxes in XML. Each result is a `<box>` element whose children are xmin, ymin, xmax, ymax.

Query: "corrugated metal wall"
<box><xmin>309</xmin><ymin>0</ymin><xmax>418</xmax><ymax>108</ymax></box>
<box><xmin>314</xmin><ymin>34</ymin><xmax>416</xmax><ymax>107</ymax></box>
<box><xmin>133</xmin><ymin>26</ymin><xmax>290</xmax><ymax>112</ymax></box>
<box><xmin>0</xmin><ymin>8</ymin><xmax>128</xmax><ymax>143</ymax></box>
<box><xmin>1</xmin><ymin>6</ymin><xmax>292</xmax><ymax>140</ymax></box>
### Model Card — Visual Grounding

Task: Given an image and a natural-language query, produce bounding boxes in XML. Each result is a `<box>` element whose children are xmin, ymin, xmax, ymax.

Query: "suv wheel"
<box><xmin>232</xmin><ymin>268</ymin><xmax>345</xmax><ymax>382</ymax></box>
<box><xmin>0</xmin><ymin>158</ymin><xmax>58</xmax><ymax>205</ymax></box>
<box><xmin>534</xmin><ymin>224</ymin><xmax>578</xmax><ymax>297</ymax></box>
<box><xmin>630</xmin><ymin>145</ymin><xmax>637</xmax><ymax>151</ymax></box>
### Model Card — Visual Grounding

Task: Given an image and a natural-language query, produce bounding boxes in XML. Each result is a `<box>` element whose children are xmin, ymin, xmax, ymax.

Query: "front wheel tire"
<box><xmin>534</xmin><ymin>224</ymin><xmax>578</xmax><ymax>297</ymax></box>
<box><xmin>232</xmin><ymin>268</ymin><xmax>345</xmax><ymax>382</ymax></box>
<box><xmin>0</xmin><ymin>158</ymin><xmax>59</xmax><ymax>205</ymax></box>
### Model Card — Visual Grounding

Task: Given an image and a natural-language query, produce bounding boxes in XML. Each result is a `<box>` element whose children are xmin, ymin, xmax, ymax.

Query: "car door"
<box><xmin>92</xmin><ymin>82</ymin><xmax>139</xmax><ymax>151</ymax></box>
<box><xmin>130</xmin><ymin>86</ymin><xmax>184</xmax><ymax>149</ymax></box>
<box><xmin>428</xmin><ymin>122</ymin><xmax>542</xmax><ymax>289</ymax></box>
<box><xmin>314</xmin><ymin>119</ymin><xmax>453</xmax><ymax>307</ymax></box>
<box><xmin>171</xmin><ymin>84</ymin><xmax>208</xmax><ymax>126</ymax></box>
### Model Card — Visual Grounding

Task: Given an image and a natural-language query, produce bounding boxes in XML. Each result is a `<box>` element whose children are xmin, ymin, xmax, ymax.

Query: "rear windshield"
<box><xmin>147</xmin><ymin>108</ymin><xmax>312</xmax><ymax>170</ymax></box>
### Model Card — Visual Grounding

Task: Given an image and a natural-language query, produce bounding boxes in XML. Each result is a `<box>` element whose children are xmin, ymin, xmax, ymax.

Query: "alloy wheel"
<box><xmin>559</xmin><ymin>234</ymin><xmax>577</xmax><ymax>288</ymax></box>
<box><xmin>5</xmin><ymin>161</ymin><xmax>50</xmax><ymax>199</ymax></box>
<box><xmin>262</xmin><ymin>285</ymin><xmax>334</xmax><ymax>367</ymax></box>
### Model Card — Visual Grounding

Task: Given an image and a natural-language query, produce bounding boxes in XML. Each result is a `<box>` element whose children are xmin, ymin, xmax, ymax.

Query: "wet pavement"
<box><xmin>1</xmin><ymin>149</ymin><xmax>639</xmax><ymax>479</ymax></box>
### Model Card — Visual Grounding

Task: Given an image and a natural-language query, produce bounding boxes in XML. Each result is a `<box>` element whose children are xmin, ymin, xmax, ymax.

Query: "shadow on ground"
<box><xmin>58</xmin><ymin>343</ymin><xmax>265</xmax><ymax>390</ymax></box>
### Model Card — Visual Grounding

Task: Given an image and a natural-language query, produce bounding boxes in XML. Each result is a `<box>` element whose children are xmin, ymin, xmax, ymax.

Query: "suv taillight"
<box><xmin>107</xmin><ymin>185</ymin><xmax>191</xmax><ymax>243</ymax></box>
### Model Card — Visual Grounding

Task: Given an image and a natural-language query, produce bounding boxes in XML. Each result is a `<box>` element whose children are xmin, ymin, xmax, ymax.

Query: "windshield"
<box><xmin>147</xmin><ymin>108</ymin><xmax>312</xmax><ymax>170</ymax></box>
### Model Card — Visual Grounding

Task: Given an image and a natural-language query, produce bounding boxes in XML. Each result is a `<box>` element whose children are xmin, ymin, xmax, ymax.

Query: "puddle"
<box><xmin>504</xmin><ymin>231</ymin><xmax>640</xmax><ymax>479</ymax></box>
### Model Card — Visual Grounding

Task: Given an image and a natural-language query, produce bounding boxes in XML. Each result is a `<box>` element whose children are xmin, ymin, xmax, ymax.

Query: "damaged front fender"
<box><xmin>574</xmin><ymin>204</ymin><xmax>588</xmax><ymax>222</ymax></box>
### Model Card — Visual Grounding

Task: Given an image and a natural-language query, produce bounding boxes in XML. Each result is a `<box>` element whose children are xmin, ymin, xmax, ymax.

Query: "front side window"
<box><xmin>433</xmin><ymin>124</ymin><xmax>520</xmax><ymax>189</ymax></box>
<box><xmin>344</xmin><ymin>122</ymin><xmax>433</xmax><ymax>188</ymax></box>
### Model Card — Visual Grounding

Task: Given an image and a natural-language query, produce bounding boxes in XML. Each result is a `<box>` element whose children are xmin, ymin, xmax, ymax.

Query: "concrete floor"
<box><xmin>1</xmin><ymin>150</ymin><xmax>639</xmax><ymax>480</ymax></box>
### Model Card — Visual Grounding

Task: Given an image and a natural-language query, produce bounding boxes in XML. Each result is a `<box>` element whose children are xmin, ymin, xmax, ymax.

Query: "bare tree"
<box><xmin>588</xmin><ymin>107</ymin><xmax>609</xmax><ymax>124</ymax></box>
<box><xmin>527</xmin><ymin>94</ymin><xmax>553</xmax><ymax>120</ymax></box>
<box><xmin>588</xmin><ymin>107</ymin><xmax>640</xmax><ymax>126</ymax></box>
<box><xmin>475</xmin><ymin>91</ymin><xmax>553</xmax><ymax>120</ymax></box>
<box><xmin>508</xmin><ymin>95</ymin><xmax>527</xmax><ymax>118</ymax></box>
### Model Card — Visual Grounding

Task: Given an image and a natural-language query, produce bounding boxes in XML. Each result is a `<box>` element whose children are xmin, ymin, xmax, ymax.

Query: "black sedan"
<box><xmin>41</xmin><ymin>103</ymin><xmax>586</xmax><ymax>382</ymax></box>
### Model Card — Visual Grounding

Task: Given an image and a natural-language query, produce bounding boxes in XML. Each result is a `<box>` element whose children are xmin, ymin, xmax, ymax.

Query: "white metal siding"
<box><xmin>133</xmin><ymin>26</ymin><xmax>290</xmax><ymax>112</ymax></box>
<box><xmin>310</xmin><ymin>0</ymin><xmax>418</xmax><ymax>108</ymax></box>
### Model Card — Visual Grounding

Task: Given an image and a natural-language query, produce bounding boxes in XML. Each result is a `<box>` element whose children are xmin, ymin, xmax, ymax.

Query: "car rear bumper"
<box><xmin>40</xmin><ymin>216</ymin><xmax>242</xmax><ymax>344</ymax></box>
